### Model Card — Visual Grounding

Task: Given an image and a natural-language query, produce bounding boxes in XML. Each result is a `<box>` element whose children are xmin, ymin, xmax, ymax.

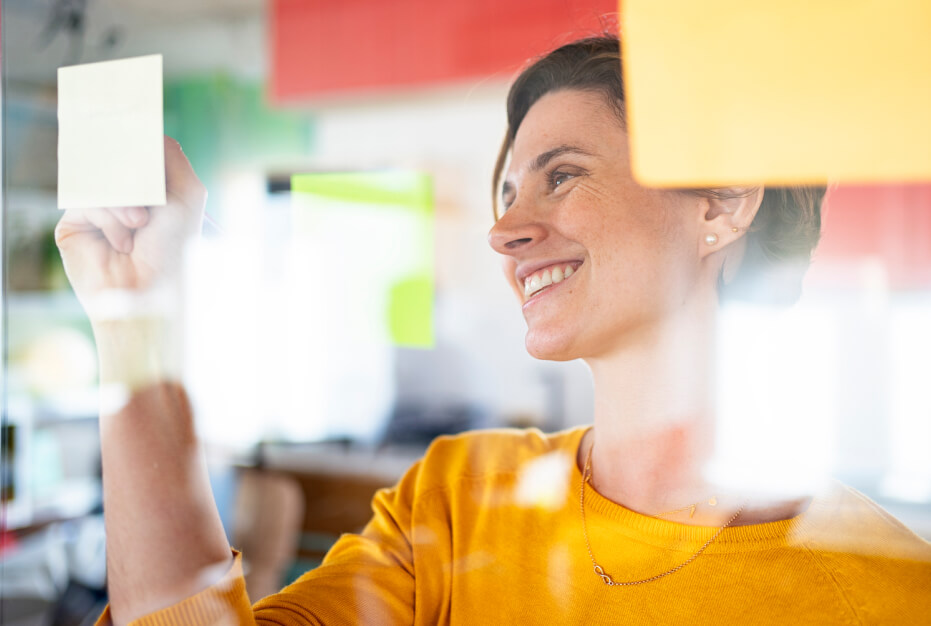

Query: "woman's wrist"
<box><xmin>93</xmin><ymin>315</ymin><xmax>184</xmax><ymax>394</ymax></box>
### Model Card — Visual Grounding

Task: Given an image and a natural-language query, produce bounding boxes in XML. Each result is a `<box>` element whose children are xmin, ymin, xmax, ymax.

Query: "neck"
<box><xmin>579</xmin><ymin>296</ymin><xmax>812</xmax><ymax>525</ymax></box>
<box><xmin>583</xmin><ymin>298</ymin><xmax>719</xmax><ymax>516</ymax></box>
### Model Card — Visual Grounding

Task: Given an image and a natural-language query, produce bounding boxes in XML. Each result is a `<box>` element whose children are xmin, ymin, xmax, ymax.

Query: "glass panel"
<box><xmin>0</xmin><ymin>2</ymin><xmax>929</xmax><ymax>622</ymax></box>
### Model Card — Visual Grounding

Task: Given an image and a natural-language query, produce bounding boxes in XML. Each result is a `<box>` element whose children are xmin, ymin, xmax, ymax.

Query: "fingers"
<box><xmin>108</xmin><ymin>206</ymin><xmax>150</xmax><ymax>230</ymax></box>
<box><xmin>56</xmin><ymin>137</ymin><xmax>201</xmax><ymax>258</ymax></box>
<box><xmin>164</xmin><ymin>137</ymin><xmax>207</xmax><ymax>208</ymax></box>
<box><xmin>84</xmin><ymin>208</ymin><xmax>136</xmax><ymax>254</ymax></box>
<box><xmin>56</xmin><ymin>207</ymin><xmax>150</xmax><ymax>254</ymax></box>
<box><xmin>57</xmin><ymin>208</ymin><xmax>135</xmax><ymax>254</ymax></box>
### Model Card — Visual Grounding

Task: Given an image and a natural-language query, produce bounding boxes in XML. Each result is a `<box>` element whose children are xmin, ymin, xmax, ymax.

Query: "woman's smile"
<box><xmin>520</xmin><ymin>262</ymin><xmax>583</xmax><ymax>312</ymax></box>
<box><xmin>519</xmin><ymin>260</ymin><xmax>584</xmax><ymax>299</ymax></box>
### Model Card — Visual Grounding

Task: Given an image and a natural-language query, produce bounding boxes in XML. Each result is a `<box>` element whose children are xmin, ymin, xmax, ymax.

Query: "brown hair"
<box><xmin>492</xmin><ymin>34</ymin><xmax>825</xmax><ymax>305</ymax></box>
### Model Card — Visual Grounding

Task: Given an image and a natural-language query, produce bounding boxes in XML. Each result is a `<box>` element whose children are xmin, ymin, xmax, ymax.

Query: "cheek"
<box><xmin>562</xmin><ymin>185</ymin><xmax>658</xmax><ymax>262</ymax></box>
<box><xmin>571</xmin><ymin>189</ymin><xmax>690</xmax><ymax>293</ymax></box>
<box><xmin>549</xmin><ymin>183</ymin><xmax>616</xmax><ymax>241</ymax></box>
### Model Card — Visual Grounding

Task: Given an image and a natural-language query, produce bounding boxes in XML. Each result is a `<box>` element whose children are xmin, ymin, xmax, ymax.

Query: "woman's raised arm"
<box><xmin>55</xmin><ymin>137</ymin><xmax>234</xmax><ymax>624</ymax></box>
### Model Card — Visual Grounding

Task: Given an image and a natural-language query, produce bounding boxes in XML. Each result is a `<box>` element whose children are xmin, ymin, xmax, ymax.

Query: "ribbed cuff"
<box><xmin>94</xmin><ymin>551</ymin><xmax>251</xmax><ymax>625</ymax></box>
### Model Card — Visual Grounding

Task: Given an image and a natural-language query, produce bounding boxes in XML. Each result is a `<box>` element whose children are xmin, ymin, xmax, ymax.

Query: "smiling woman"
<box><xmin>491</xmin><ymin>87</ymin><xmax>713</xmax><ymax>362</ymax></box>
<box><xmin>493</xmin><ymin>37</ymin><xmax>822</xmax><ymax>307</ymax></box>
<box><xmin>55</xmin><ymin>34</ymin><xmax>930</xmax><ymax>626</ymax></box>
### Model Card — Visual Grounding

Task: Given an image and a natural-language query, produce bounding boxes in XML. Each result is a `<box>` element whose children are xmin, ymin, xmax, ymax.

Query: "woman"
<box><xmin>56</xmin><ymin>35</ymin><xmax>930</xmax><ymax>625</ymax></box>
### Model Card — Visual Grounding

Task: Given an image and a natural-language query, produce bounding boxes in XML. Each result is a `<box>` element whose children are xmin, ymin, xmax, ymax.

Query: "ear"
<box><xmin>697</xmin><ymin>187</ymin><xmax>764</xmax><ymax>259</ymax></box>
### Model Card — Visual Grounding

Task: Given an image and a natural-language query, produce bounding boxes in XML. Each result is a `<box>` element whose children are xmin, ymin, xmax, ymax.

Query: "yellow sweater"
<box><xmin>104</xmin><ymin>427</ymin><xmax>931</xmax><ymax>625</ymax></box>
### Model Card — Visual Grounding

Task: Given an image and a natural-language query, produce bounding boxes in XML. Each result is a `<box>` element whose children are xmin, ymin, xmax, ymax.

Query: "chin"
<box><xmin>524</xmin><ymin>327</ymin><xmax>580</xmax><ymax>362</ymax></box>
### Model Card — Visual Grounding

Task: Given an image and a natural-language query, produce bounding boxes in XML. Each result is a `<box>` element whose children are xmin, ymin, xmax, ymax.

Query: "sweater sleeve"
<box><xmin>94</xmin><ymin>552</ymin><xmax>254</xmax><ymax>625</ymax></box>
<box><xmin>249</xmin><ymin>460</ymin><xmax>421</xmax><ymax>625</ymax></box>
<box><xmin>97</xmin><ymin>459</ymin><xmax>424</xmax><ymax>626</ymax></box>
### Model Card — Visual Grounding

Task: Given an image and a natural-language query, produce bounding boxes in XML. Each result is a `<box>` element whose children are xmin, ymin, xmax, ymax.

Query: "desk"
<box><xmin>235</xmin><ymin>443</ymin><xmax>424</xmax><ymax>592</ymax></box>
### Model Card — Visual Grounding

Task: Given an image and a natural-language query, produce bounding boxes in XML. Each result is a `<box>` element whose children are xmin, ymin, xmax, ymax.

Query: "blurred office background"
<box><xmin>1</xmin><ymin>1</ymin><xmax>930</xmax><ymax>623</ymax></box>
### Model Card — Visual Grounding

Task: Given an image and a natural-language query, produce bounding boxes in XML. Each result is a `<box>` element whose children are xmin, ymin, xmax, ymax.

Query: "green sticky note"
<box><xmin>291</xmin><ymin>172</ymin><xmax>434</xmax><ymax>348</ymax></box>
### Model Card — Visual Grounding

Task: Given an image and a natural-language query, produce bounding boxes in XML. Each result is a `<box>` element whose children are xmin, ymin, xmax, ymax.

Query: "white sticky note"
<box><xmin>57</xmin><ymin>55</ymin><xmax>166</xmax><ymax>210</ymax></box>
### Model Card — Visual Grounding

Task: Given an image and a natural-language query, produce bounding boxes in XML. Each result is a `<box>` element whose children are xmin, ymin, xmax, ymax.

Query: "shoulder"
<box><xmin>799</xmin><ymin>482</ymin><xmax>931</xmax><ymax>558</ymax></box>
<box><xmin>796</xmin><ymin>482</ymin><xmax>931</xmax><ymax>620</ymax></box>
<box><xmin>412</xmin><ymin>426</ymin><xmax>587</xmax><ymax>493</ymax></box>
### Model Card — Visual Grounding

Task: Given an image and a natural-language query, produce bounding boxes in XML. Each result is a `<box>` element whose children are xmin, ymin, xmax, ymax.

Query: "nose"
<box><xmin>487</xmin><ymin>203</ymin><xmax>549</xmax><ymax>256</ymax></box>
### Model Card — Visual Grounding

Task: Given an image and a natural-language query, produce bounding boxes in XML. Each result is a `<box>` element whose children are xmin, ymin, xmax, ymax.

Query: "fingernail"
<box><xmin>128</xmin><ymin>206</ymin><xmax>147</xmax><ymax>225</ymax></box>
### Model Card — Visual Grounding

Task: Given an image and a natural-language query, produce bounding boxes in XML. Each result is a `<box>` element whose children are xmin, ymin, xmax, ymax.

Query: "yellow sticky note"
<box><xmin>622</xmin><ymin>1</ymin><xmax>931</xmax><ymax>186</ymax></box>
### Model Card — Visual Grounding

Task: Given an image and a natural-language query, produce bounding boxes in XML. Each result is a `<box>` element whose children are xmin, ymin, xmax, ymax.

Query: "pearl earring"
<box><xmin>704</xmin><ymin>233</ymin><xmax>719</xmax><ymax>246</ymax></box>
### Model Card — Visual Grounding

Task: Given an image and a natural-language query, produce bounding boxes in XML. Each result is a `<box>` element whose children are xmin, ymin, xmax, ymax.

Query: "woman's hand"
<box><xmin>56</xmin><ymin>136</ymin><xmax>206</xmax><ymax>388</ymax></box>
<box><xmin>55</xmin><ymin>136</ymin><xmax>206</xmax><ymax>318</ymax></box>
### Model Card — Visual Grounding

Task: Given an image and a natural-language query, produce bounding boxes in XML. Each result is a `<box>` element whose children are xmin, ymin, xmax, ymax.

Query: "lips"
<box><xmin>519</xmin><ymin>261</ymin><xmax>583</xmax><ymax>298</ymax></box>
<box><xmin>524</xmin><ymin>264</ymin><xmax>573</xmax><ymax>297</ymax></box>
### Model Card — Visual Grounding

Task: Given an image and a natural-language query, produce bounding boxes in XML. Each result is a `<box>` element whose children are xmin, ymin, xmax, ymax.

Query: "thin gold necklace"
<box><xmin>580</xmin><ymin>444</ymin><xmax>744</xmax><ymax>586</ymax></box>
<box><xmin>651</xmin><ymin>496</ymin><xmax>717</xmax><ymax>519</ymax></box>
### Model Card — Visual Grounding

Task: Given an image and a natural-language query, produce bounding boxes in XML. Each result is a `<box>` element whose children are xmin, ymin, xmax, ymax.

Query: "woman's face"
<box><xmin>488</xmin><ymin>89</ymin><xmax>710</xmax><ymax>361</ymax></box>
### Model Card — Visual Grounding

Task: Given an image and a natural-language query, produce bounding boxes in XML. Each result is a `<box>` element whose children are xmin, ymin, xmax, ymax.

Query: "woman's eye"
<box><xmin>548</xmin><ymin>170</ymin><xmax>575</xmax><ymax>189</ymax></box>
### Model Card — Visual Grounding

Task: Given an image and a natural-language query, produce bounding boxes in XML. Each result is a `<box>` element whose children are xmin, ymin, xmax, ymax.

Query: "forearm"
<box><xmin>95</xmin><ymin>321</ymin><xmax>232</xmax><ymax>624</ymax></box>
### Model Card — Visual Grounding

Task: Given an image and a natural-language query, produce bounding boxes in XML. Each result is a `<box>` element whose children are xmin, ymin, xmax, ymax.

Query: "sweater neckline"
<box><xmin>562</xmin><ymin>426</ymin><xmax>828</xmax><ymax>552</ymax></box>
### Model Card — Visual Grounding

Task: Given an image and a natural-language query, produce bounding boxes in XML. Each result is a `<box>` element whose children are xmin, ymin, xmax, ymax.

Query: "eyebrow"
<box><xmin>500</xmin><ymin>144</ymin><xmax>595</xmax><ymax>204</ymax></box>
<box><xmin>529</xmin><ymin>144</ymin><xmax>595</xmax><ymax>172</ymax></box>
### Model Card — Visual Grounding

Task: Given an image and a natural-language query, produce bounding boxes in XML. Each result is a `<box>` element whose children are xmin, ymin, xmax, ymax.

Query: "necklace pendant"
<box><xmin>581</xmin><ymin>443</ymin><xmax>741</xmax><ymax>587</ymax></box>
<box><xmin>593</xmin><ymin>565</ymin><xmax>614</xmax><ymax>585</ymax></box>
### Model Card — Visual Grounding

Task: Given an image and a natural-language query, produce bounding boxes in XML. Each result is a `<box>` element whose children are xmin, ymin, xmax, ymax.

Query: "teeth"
<box><xmin>522</xmin><ymin>264</ymin><xmax>578</xmax><ymax>298</ymax></box>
